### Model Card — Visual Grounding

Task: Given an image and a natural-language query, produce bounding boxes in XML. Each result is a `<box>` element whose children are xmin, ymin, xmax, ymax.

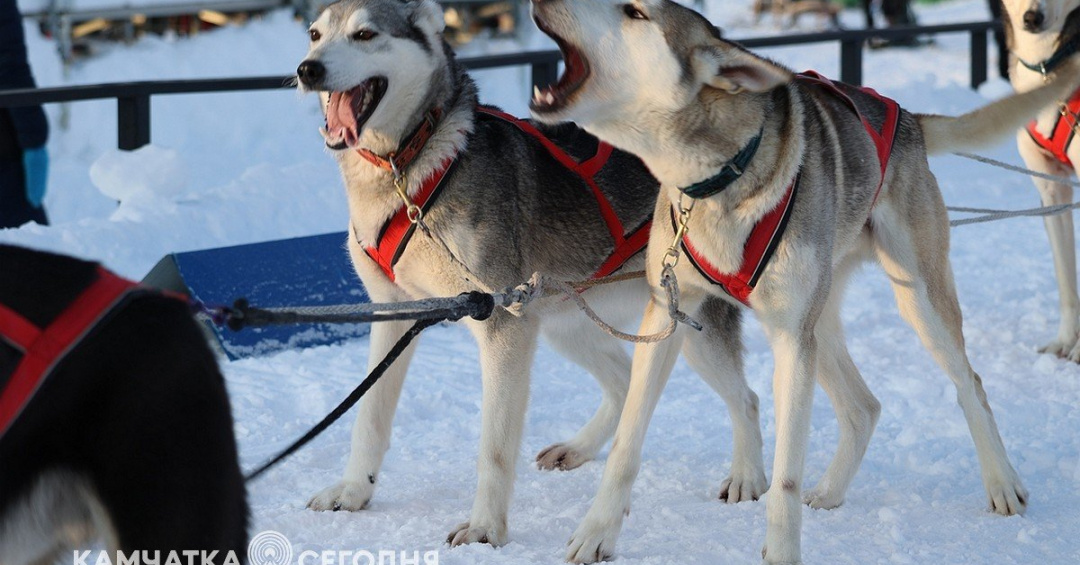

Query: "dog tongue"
<box><xmin>327</xmin><ymin>90</ymin><xmax>359</xmax><ymax>146</ymax></box>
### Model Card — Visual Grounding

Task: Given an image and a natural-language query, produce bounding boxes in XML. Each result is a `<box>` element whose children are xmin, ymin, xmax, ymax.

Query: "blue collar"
<box><xmin>1019</xmin><ymin>34</ymin><xmax>1080</xmax><ymax>76</ymax></box>
<box><xmin>679</xmin><ymin>128</ymin><xmax>763</xmax><ymax>199</ymax></box>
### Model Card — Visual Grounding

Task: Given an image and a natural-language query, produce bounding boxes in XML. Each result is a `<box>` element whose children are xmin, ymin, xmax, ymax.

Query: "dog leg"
<box><xmin>872</xmin><ymin>201</ymin><xmax>1027</xmax><ymax>516</ymax></box>
<box><xmin>681</xmin><ymin>298</ymin><xmax>768</xmax><ymax>504</ymax></box>
<box><xmin>448</xmin><ymin>313</ymin><xmax>538</xmax><ymax>547</ymax></box>
<box><xmin>759</xmin><ymin>309</ymin><xmax>821</xmax><ymax>565</ymax></box>
<box><xmin>1019</xmin><ymin>136</ymin><xmax>1080</xmax><ymax>359</ymax></box>
<box><xmin>803</xmin><ymin>256</ymin><xmax>881</xmax><ymax>510</ymax></box>
<box><xmin>538</xmin><ymin>323</ymin><xmax>630</xmax><ymax>471</ymax></box>
<box><xmin>566</xmin><ymin>296</ymin><xmax>695</xmax><ymax>564</ymax></box>
<box><xmin>309</xmin><ymin>318</ymin><xmax>422</xmax><ymax>512</ymax></box>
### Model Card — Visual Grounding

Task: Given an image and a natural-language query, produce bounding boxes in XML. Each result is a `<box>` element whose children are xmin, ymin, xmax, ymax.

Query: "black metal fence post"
<box><xmin>840</xmin><ymin>39</ymin><xmax>863</xmax><ymax>86</ymax></box>
<box><xmin>970</xmin><ymin>29</ymin><xmax>989</xmax><ymax>89</ymax></box>
<box><xmin>118</xmin><ymin>94</ymin><xmax>151</xmax><ymax>150</ymax></box>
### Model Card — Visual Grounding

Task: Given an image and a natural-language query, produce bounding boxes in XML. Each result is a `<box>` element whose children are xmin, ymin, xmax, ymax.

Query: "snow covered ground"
<box><xmin>4</xmin><ymin>0</ymin><xmax>1080</xmax><ymax>563</ymax></box>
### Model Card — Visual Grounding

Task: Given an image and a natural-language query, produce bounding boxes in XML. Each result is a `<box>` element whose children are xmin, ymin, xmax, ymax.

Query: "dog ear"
<box><xmin>693</xmin><ymin>44</ymin><xmax>792</xmax><ymax>94</ymax></box>
<box><xmin>405</xmin><ymin>0</ymin><xmax>445</xmax><ymax>37</ymax></box>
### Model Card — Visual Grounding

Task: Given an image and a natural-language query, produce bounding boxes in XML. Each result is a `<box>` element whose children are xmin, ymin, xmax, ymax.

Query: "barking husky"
<box><xmin>296</xmin><ymin>0</ymin><xmax>766</xmax><ymax>547</ymax></box>
<box><xmin>528</xmin><ymin>0</ymin><xmax>1080</xmax><ymax>562</ymax></box>
<box><xmin>1001</xmin><ymin>0</ymin><xmax>1080</xmax><ymax>360</ymax></box>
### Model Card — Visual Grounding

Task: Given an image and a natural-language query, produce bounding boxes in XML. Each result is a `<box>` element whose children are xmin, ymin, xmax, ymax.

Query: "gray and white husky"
<box><xmin>1001</xmin><ymin>0</ymin><xmax>1080</xmax><ymax>360</ymax></box>
<box><xmin>527</xmin><ymin>0</ymin><xmax>1080</xmax><ymax>562</ymax></box>
<box><xmin>295</xmin><ymin>0</ymin><xmax>767</xmax><ymax>547</ymax></box>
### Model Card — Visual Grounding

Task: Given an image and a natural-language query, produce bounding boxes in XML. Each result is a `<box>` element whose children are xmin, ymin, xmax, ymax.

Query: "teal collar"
<box><xmin>1019</xmin><ymin>34</ymin><xmax>1080</xmax><ymax>76</ymax></box>
<box><xmin>679</xmin><ymin>128</ymin><xmax>763</xmax><ymax>199</ymax></box>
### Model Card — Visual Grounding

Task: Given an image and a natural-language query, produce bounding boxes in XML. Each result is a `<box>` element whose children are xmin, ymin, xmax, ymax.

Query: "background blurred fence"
<box><xmin>0</xmin><ymin>20</ymin><xmax>1000</xmax><ymax>151</ymax></box>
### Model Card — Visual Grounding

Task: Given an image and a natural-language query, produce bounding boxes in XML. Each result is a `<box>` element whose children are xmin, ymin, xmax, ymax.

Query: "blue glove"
<box><xmin>22</xmin><ymin>146</ymin><xmax>48</xmax><ymax>208</ymax></box>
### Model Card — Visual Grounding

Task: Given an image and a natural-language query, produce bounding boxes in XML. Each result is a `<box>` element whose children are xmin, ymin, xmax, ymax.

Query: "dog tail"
<box><xmin>917</xmin><ymin>59</ymin><xmax>1080</xmax><ymax>155</ymax></box>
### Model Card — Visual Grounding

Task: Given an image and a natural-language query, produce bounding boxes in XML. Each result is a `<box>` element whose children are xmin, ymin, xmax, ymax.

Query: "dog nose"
<box><xmin>297</xmin><ymin>60</ymin><xmax>326</xmax><ymax>87</ymax></box>
<box><xmin>1023</xmin><ymin>9</ymin><xmax>1045</xmax><ymax>31</ymax></box>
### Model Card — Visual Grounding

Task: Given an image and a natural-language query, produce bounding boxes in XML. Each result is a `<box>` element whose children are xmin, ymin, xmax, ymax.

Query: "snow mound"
<box><xmin>90</xmin><ymin>145</ymin><xmax>189</xmax><ymax>203</ymax></box>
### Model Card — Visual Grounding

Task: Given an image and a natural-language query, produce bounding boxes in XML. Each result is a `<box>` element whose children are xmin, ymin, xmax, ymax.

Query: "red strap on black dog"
<box><xmin>0</xmin><ymin>267</ymin><xmax>137</xmax><ymax>439</ymax></box>
<box><xmin>475</xmin><ymin>107</ymin><xmax>650</xmax><ymax>279</ymax></box>
<box><xmin>364</xmin><ymin>107</ymin><xmax>651</xmax><ymax>282</ymax></box>
<box><xmin>1027</xmin><ymin>88</ymin><xmax>1079</xmax><ymax>168</ymax></box>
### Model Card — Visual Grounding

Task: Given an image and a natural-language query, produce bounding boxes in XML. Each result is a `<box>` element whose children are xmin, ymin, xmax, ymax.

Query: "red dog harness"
<box><xmin>1027</xmin><ymin>88</ymin><xmax>1079</xmax><ymax>168</ymax></box>
<box><xmin>676</xmin><ymin>72</ymin><xmax>901</xmax><ymax>306</ymax></box>
<box><xmin>0</xmin><ymin>267</ymin><xmax>138</xmax><ymax>439</ymax></box>
<box><xmin>364</xmin><ymin>106</ymin><xmax>651</xmax><ymax>282</ymax></box>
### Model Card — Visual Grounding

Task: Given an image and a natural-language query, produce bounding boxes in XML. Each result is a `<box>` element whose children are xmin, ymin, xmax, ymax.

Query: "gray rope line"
<box><xmin>255</xmin><ymin>295</ymin><xmax>486</xmax><ymax>316</ymax></box>
<box><xmin>952</xmin><ymin>152</ymin><xmax>1080</xmax><ymax>187</ymax></box>
<box><xmin>538</xmin><ymin>269</ymin><xmax>700</xmax><ymax>343</ymax></box>
<box><xmin>948</xmin><ymin>201</ymin><xmax>1080</xmax><ymax>226</ymax></box>
<box><xmin>410</xmin><ymin>214</ymin><xmax>686</xmax><ymax>341</ymax></box>
<box><xmin>941</xmin><ymin>152</ymin><xmax>1079</xmax><ymax>226</ymax></box>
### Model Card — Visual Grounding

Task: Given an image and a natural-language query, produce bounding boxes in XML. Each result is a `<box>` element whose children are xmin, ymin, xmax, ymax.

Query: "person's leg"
<box><xmin>0</xmin><ymin>110</ymin><xmax>47</xmax><ymax>228</ymax></box>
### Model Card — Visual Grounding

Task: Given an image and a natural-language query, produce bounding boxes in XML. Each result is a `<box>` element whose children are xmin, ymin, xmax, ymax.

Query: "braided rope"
<box><xmin>952</xmin><ymin>152</ymin><xmax>1079</xmax><ymax>187</ymax></box>
<box><xmin>940</xmin><ymin>152</ymin><xmax>1079</xmax><ymax>226</ymax></box>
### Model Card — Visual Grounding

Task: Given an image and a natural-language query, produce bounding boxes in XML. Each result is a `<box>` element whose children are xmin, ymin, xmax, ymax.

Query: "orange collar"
<box><xmin>356</xmin><ymin>107</ymin><xmax>443</xmax><ymax>174</ymax></box>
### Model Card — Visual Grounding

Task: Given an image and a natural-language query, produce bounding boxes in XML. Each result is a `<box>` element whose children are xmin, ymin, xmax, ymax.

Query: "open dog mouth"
<box><xmin>530</xmin><ymin>18</ymin><xmax>590</xmax><ymax>113</ymax></box>
<box><xmin>322</xmin><ymin>76</ymin><xmax>388</xmax><ymax>150</ymax></box>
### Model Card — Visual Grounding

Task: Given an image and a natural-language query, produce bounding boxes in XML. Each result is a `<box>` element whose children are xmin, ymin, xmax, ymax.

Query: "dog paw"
<box><xmin>307</xmin><ymin>481</ymin><xmax>372</xmax><ymax>512</ymax></box>
<box><xmin>536</xmin><ymin>443</ymin><xmax>593</xmax><ymax>471</ymax></box>
<box><xmin>802</xmin><ymin>486</ymin><xmax>844</xmax><ymax>510</ymax></box>
<box><xmin>1066</xmin><ymin>341</ymin><xmax>1080</xmax><ymax>363</ymax></box>
<box><xmin>760</xmin><ymin>545</ymin><xmax>802</xmax><ymax>564</ymax></box>
<box><xmin>986</xmin><ymin>476</ymin><xmax>1028</xmax><ymax>516</ymax></box>
<box><xmin>446</xmin><ymin>521</ymin><xmax>506</xmax><ymax>547</ymax></box>
<box><xmin>719</xmin><ymin>469</ymin><xmax>768</xmax><ymax>503</ymax></box>
<box><xmin>1038</xmin><ymin>339</ymin><xmax>1072</xmax><ymax>358</ymax></box>
<box><xmin>565</xmin><ymin>513</ymin><xmax>622</xmax><ymax>563</ymax></box>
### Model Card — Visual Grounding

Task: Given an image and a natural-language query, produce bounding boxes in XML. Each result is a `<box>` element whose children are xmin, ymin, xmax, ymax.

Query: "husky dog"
<box><xmin>1000</xmin><ymin>0</ymin><xmax>1080</xmax><ymax>360</ymax></box>
<box><xmin>527</xmin><ymin>0</ymin><xmax>1080</xmax><ymax>561</ymax></box>
<box><xmin>295</xmin><ymin>0</ymin><xmax>766</xmax><ymax>547</ymax></box>
<box><xmin>0</xmin><ymin>244</ymin><xmax>247</xmax><ymax>565</ymax></box>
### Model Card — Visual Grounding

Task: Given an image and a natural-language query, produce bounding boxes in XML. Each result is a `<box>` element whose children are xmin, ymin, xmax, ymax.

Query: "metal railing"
<box><xmin>0</xmin><ymin>20</ymin><xmax>999</xmax><ymax>151</ymax></box>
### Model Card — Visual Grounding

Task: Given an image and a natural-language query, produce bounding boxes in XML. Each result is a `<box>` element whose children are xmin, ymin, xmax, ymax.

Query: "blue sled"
<box><xmin>143</xmin><ymin>232</ymin><xmax>370</xmax><ymax>360</ymax></box>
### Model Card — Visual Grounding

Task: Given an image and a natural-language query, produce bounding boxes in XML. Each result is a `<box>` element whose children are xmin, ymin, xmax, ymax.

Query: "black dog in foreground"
<box><xmin>0</xmin><ymin>244</ymin><xmax>247</xmax><ymax>564</ymax></box>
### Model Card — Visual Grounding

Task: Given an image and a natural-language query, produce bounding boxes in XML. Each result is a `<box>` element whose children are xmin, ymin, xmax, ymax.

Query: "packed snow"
<box><xmin>4</xmin><ymin>0</ymin><xmax>1080</xmax><ymax>563</ymax></box>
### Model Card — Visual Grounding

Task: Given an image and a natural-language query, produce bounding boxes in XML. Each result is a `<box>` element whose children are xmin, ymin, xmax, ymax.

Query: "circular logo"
<box><xmin>248</xmin><ymin>530</ymin><xmax>293</xmax><ymax>565</ymax></box>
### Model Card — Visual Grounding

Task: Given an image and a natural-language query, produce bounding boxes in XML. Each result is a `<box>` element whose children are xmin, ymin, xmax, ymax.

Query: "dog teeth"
<box><xmin>532</xmin><ymin>86</ymin><xmax>558</xmax><ymax>107</ymax></box>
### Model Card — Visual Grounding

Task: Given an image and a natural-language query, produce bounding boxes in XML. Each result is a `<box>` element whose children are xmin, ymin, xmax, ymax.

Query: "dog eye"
<box><xmin>351</xmin><ymin>29</ymin><xmax>378</xmax><ymax>41</ymax></box>
<box><xmin>622</xmin><ymin>4</ymin><xmax>648</xmax><ymax>20</ymax></box>
<box><xmin>309</xmin><ymin>29</ymin><xmax>321</xmax><ymax>42</ymax></box>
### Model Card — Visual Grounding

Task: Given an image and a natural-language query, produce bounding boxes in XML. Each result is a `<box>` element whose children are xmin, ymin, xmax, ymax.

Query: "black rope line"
<box><xmin>242</xmin><ymin>292</ymin><xmax>495</xmax><ymax>482</ymax></box>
